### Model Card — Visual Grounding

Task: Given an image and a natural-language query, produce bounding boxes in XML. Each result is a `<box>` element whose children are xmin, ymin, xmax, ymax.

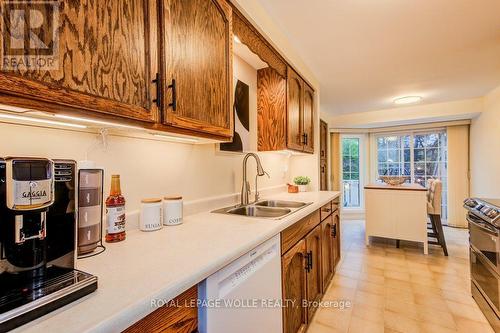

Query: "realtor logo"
<box><xmin>0</xmin><ymin>0</ymin><xmax>59</xmax><ymax>70</ymax></box>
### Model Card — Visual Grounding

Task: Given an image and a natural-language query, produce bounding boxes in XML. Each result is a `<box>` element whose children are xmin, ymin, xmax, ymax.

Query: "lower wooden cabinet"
<box><xmin>124</xmin><ymin>286</ymin><xmax>197</xmax><ymax>333</ymax></box>
<box><xmin>281</xmin><ymin>199</ymin><xmax>341</xmax><ymax>333</ymax></box>
<box><xmin>305</xmin><ymin>224</ymin><xmax>322</xmax><ymax>320</ymax></box>
<box><xmin>321</xmin><ymin>215</ymin><xmax>335</xmax><ymax>293</ymax></box>
<box><xmin>282</xmin><ymin>239</ymin><xmax>308</xmax><ymax>333</ymax></box>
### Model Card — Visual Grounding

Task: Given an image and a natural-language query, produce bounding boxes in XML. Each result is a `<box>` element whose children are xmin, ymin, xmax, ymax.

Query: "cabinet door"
<box><xmin>0</xmin><ymin>0</ymin><xmax>156</xmax><ymax>122</ymax></box>
<box><xmin>303</xmin><ymin>83</ymin><xmax>314</xmax><ymax>153</ymax></box>
<box><xmin>286</xmin><ymin>67</ymin><xmax>304</xmax><ymax>151</ymax></box>
<box><xmin>305</xmin><ymin>224</ymin><xmax>322</xmax><ymax>321</ymax></box>
<box><xmin>160</xmin><ymin>0</ymin><xmax>233</xmax><ymax>137</ymax></box>
<box><xmin>320</xmin><ymin>120</ymin><xmax>328</xmax><ymax>159</ymax></box>
<box><xmin>320</xmin><ymin>159</ymin><xmax>327</xmax><ymax>191</ymax></box>
<box><xmin>333</xmin><ymin>210</ymin><xmax>341</xmax><ymax>266</ymax></box>
<box><xmin>282</xmin><ymin>239</ymin><xmax>308</xmax><ymax>333</ymax></box>
<box><xmin>321</xmin><ymin>216</ymin><xmax>334</xmax><ymax>293</ymax></box>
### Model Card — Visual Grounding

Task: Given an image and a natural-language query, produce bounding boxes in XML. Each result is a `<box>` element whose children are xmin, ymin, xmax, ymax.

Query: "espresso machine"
<box><xmin>0</xmin><ymin>157</ymin><xmax>97</xmax><ymax>332</ymax></box>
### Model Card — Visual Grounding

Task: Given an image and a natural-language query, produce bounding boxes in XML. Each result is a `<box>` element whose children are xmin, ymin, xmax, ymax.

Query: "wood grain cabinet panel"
<box><xmin>321</xmin><ymin>215</ymin><xmax>335</xmax><ymax>293</ymax></box>
<box><xmin>333</xmin><ymin>209</ymin><xmax>341</xmax><ymax>266</ymax></box>
<box><xmin>257</xmin><ymin>67</ymin><xmax>287</xmax><ymax>151</ymax></box>
<box><xmin>286</xmin><ymin>67</ymin><xmax>304</xmax><ymax>151</ymax></box>
<box><xmin>282</xmin><ymin>239</ymin><xmax>308</xmax><ymax>333</ymax></box>
<box><xmin>320</xmin><ymin>120</ymin><xmax>328</xmax><ymax>160</ymax></box>
<box><xmin>160</xmin><ymin>0</ymin><xmax>233</xmax><ymax>137</ymax></box>
<box><xmin>305</xmin><ymin>224</ymin><xmax>322</xmax><ymax>321</ymax></box>
<box><xmin>0</xmin><ymin>0</ymin><xmax>156</xmax><ymax>122</ymax></box>
<box><xmin>303</xmin><ymin>84</ymin><xmax>314</xmax><ymax>153</ymax></box>
<box><xmin>124</xmin><ymin>286</ymin><xmax>197</xmax><ymax>333</ymax></box>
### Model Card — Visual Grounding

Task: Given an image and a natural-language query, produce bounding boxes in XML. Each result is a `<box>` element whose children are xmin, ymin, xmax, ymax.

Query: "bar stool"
<box><xmin>426</xmin><ymin>179</ymin><xmax>448</xmax><ymax>256</ymax></box>
<box><xmin>396</xmin><ymin>179</ymin><xmax>448</xmax><ymax>255</ymax></box>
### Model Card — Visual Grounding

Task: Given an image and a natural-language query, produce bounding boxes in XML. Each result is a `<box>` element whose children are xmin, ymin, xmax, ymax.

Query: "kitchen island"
<box><xmin>365</xmin><ymin>183</ymin><xmax>428</xmax><ymax>254</ymax></box>
<box><xmin>13</xmin><ymin>190</ymin><xmax>340</xmax><ymax>333</ymax></box>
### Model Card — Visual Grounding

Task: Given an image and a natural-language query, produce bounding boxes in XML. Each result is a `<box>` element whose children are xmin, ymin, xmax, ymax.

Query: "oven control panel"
<box><xmin>464</xmin><ymin>198</ymin><xmax>500</xmax><ymax>227</ymax></box>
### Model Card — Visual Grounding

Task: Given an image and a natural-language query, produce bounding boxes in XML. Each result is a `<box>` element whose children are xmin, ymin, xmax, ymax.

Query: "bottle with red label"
<box><xmin>105</xmin><ymin>175</ymin><xmax>126</xmax><ymax>242</ymax></box>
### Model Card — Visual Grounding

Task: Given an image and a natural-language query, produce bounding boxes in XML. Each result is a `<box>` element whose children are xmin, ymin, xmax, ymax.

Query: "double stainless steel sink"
<box><xmin>212</xmin><ymin>200</ymin><xmax>311</xmax><ymax>219</ymax></box>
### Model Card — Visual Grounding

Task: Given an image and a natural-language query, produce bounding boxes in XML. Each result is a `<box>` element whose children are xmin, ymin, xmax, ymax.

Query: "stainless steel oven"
<box><xmin>465</xmin><ymin>198</ymin><xmax>500</xmax><ymax>332</ymax></box>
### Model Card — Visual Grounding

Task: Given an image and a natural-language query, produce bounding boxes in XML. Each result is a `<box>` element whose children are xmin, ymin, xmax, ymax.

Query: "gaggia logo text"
<box><xmin>0</xmin><ymin>0</ymin><xmax>59</xmax><ymax>70</ymax></box>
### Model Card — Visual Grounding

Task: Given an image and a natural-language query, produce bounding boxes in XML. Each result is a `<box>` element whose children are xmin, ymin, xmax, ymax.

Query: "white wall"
<box><xmin>470</xmin><ymin>85</ymin><xmax>500</xmax><ymax>198</ymax></box>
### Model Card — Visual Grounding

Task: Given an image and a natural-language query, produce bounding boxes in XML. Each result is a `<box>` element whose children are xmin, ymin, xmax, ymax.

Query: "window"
<box><xmin>375</xmin><ymin>131</ymin><xmax>448</xmax><ymax>220</ymax></box>
<box><xmin>342</xmin><ymin>137</ymin><xmax>361</xmax><ymax>208</ymax></box>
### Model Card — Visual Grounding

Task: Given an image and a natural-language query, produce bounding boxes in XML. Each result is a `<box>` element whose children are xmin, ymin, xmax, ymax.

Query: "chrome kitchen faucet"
<box><xmin>240</xmin><ymin>153</ymin><xmax>269</xmax><ymax>206</ymax></box>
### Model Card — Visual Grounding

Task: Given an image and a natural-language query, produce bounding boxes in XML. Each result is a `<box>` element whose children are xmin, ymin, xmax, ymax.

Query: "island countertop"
<box><xmin>13</xmin><ymin>190</ymin><xmax>340</xmax><ymax>333</ymax></box>
<box><xmin>364</xmin><ymin>183</ymin><xmax>426</xmax><ymax>191</ymax></box>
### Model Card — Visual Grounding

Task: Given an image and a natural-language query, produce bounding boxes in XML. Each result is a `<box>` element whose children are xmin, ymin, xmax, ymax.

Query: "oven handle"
<box><xmin>467</xmin><ymin>216</ymin><xmax>499</xmax><ymax>236</ymax></box>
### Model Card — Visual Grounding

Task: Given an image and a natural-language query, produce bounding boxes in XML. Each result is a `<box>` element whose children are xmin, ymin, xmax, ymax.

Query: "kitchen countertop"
<box><xmin>15</xmin><ymin>190</ymin><xmax>340</xmax><ymax>333</ymax></box>
<box><xmin>364</xmin><ymin>183</ymin><xmax>426</xmax><ymax>191</ymax></box>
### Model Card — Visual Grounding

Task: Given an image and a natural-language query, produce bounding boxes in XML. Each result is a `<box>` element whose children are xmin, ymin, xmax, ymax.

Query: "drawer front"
<box><xmin>124</xmin><ymin>286</ymin><xmax>198</xmax><ymax>333</ymax></box>
<box><xmin>320</xmin><ymin>201</ymin><xmax>333</xmax><ymax>221</ymax></box>
<box><xmin>282</xmin><ymin>210</ymin><xmax>320</xmax><ymax>254</ymax></box>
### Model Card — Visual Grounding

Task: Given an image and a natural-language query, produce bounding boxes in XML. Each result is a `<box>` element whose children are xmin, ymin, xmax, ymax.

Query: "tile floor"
<box><xmin>307</xmin><ymin>220</ymin><xmax>494</xmax><ymax>333</ymax></box>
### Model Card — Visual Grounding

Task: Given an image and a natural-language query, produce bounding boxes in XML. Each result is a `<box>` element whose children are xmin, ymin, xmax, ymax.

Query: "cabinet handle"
<box><xmin>168</xmin><ymin>79</ymin><xmax>177</xmax><ymax>111</ymax></box>
<box><xmin>308</xmin><ymin>251</ymin><xmax>313</xmax><ymax>270</ymax></box>
<box><xmin>152</xmin><ymin>73</ymin><xmax>161</xmax><ymax>108</ymax></box>
<box><xmin>304</xmin><ymin>133</ymin><xmax>308</xmax><ymax>146</ymax></box>
<box><xmin>332</xmin><ymin>224</ymin><xmax>337</xmax><ymax>237</ymax></box>
<box><xmin>321</xmin><ymin>166</ymin><xmax>325</xmax><ymax>173</ymax></box>
<box><xmin>304</xmin><ymin>253</ymin><xmax>310</xmax><ymax>272</ymax></box>
<box><xmin>323</xmin><ymin>207</ymin><xmax>331</xmax><ymax>213</ymax></box>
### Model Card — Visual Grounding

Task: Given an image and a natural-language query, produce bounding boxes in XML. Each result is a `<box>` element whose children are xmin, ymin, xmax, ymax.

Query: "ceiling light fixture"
<box><xmin>54</xmin><ymin>114</ymin><xmax>144</xmax><ymax>130</ymax></box>
<box><xmin>234</xmin><ymin>35</ymin><xmax>242</xmax><ymax>44</ymax></box>
<box><xmin>0</xmin><ymin>113</ymin><xmax>87</xmax><ymax>129</ymax></box>
<box><xmin>152</xmin><ymin>134</ymin><xmax>199</xmax><ymax>143</ymax></box>
<box><xmin>393</xmin><ymin>96</ymin><xmax>423</xmax><ymax>105</ymax></box>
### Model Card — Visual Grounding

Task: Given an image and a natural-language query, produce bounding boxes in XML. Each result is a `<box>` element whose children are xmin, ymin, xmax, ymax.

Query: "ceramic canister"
<box><xmin>140</xmin><ymin>198</ymin><xmax>163</xmax><ymax>231</ymax></box>
<box><xmin>163</xmin><ymin>196</ymin><xmax>183</xmax><ymax>226</ymax></box>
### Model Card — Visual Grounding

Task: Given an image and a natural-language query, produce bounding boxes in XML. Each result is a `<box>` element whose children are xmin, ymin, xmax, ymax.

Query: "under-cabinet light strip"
<box><xmin>0</xmin><ymin>113</ymin><xmax>87</xmax><ymax>129</ymax></box>
<box><xmin>153</xmin><ymin>134</ymin><xmax>199</xmax><ymax>143</ymax></box>
<box><xmin>54</xmin><ymin>114</ymin><xmax>144</xmax><ymax>130</ymax></box>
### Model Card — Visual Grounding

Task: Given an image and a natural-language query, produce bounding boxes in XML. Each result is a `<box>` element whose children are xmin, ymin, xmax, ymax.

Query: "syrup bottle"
<box><xmin>105</xmin><ymin>175</ymin><xmax>126</xmax><ymax>242</ymax></box>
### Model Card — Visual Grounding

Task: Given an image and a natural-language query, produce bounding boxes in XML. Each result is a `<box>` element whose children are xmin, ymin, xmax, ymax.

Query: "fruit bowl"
<box><xmin>379</xmin><ymin>176</ymin><xmax>409</xmax><ymax>186</ymax></box>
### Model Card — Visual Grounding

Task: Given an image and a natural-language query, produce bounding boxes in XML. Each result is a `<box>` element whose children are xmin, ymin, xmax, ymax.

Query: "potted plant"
<box><xmin>293</xmin><ymin>176</ymin><xmax>311</xmax><ymax>192</ymax></box>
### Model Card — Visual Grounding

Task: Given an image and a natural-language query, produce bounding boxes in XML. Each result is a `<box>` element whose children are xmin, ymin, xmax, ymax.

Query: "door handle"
<box><xmin>168</xmin><ymin>79</ymin><xmax>177</xmax><ymax>111</ymax></box>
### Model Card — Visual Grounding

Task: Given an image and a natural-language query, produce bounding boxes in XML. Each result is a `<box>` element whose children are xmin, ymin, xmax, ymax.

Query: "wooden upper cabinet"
<box><xmin>303</xmin><ymin>84</ymin><xmax>314</xmax><ymax>153</ymax></box>
<box><xmin>321</xmin><ymin>215</ymin><xmax>335</xmax><ymax>293</ymax></box>
<box><xmin>257</xmin><ymin>67</ymin><xmax>287</xmax><ymax>151</ymax></box>
<box><xmin>160</xmin><ymin>0</ymin><xmax>233</xmax><ymax>137</ymax></box>
<box><xmin>286</xmin><ymin>67</ymin><xmax>315</xmax><ymax>153</ymax></box>
<box><xmin>305</xmin><ymin>224</ymin><xmax>323</xmax><ymax>321</ymax></box>
<box><xmin>282</xmin><ymin>239</ymin><xmax>308</xmax><ymax>333</ymax></box>
<box><xmin>320</xmin><ymin>120</ymin><xmax>328</xmax><ymax>159</ymax></box>
<box><xmin>286</xmin><ymin>67</ymin><xmax>304</xmax><ymax>151</ymax></box>
<box><xmin>0</xmin><ymin>0</ymin><xmax>156</xmax><ymax>122</ymax></box>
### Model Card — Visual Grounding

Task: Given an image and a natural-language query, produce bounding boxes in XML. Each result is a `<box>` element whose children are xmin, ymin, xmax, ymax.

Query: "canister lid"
<box><xmin>164</xmin><ymin>196</ymin><xmax>182</xmax><ymax>200</ymax></box>
<box><xmin>141</xmin><ymin>198</ymin><xmax>162</xmax><ymax>203</ymax></box>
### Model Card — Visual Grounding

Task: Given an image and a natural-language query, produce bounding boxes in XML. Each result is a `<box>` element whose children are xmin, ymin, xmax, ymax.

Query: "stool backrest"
<box><xmin>427</xmin><ymin>179</ymin><xmax>442</xmax><ymax>215</ymax></box>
